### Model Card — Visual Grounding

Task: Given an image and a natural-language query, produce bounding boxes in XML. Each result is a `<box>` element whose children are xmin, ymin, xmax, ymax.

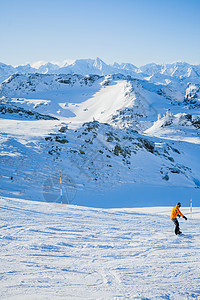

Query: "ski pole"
<box><xmin>60</xmin><ymin>171</ymin><xmax>63</xmax><ymax>204</ymax></box>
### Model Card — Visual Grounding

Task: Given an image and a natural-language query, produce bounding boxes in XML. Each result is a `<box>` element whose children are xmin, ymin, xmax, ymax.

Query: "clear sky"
<box><xmin>1</xmin><ymin>0</ymin><xmax>200</xmax><ymax>67</ymax></box>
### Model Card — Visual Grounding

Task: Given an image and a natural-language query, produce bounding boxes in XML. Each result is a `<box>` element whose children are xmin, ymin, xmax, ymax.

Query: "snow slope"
<box><xmin>0</xmin><ymin>196</ymin><xmax>200</xmax><ymax>300</ymax></box>
<box><xmin>145</xmin><ymin>112</ymin><xmax>200</xmax><ymax>144</ymax></box>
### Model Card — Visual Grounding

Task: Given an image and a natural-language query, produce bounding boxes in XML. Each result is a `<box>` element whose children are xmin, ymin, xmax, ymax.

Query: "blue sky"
<box><xmin>1</xmin><ymin>0</ymin><xmax>200</xmax><ymax>66</ymax></box>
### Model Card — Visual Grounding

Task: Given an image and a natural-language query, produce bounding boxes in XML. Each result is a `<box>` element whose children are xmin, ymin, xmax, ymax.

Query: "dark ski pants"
<box><xmin>171</xmin><ymin>218</ymin><xmax>180</xmax><ymax>235</ymax></box>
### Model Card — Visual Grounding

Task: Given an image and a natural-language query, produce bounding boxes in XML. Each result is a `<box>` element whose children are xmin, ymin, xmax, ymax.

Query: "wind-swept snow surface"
<box><xmin>0</xmin><ymin>197</ymin><xmax>200</xmax><ymax>299</ymax></box>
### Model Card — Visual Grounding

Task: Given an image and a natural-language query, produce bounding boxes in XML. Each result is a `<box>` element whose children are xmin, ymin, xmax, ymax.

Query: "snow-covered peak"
<box><xmin>15</xmin><ymin>64</ymin><xmax>37</xmax><ymax>74</ymax></box>
<box><xmin>59</xmin><ymin>59</ymin><xmax>76</xmax><ymax>68</ymax></box>
<box><xmin>0</xmin><ymin>62</ymin><xmax>15</xmax><ymax>78</ymax></box>
<box><xmin>30</xmin><ymin>60</ymin><xmax>61</xmax><ymax>69</ymax></box>
<box><xmin>59</xmin><ymin>57</ymin><xmax>114</xmax><ymax>75</ymax></box>
<box><xmin>113</xmin><ymin>62</ymin><xmax>138</xmax><ymax>71</ymax></box>
<box><xmin>139</xmin><ymin>63</ymin><xmax>163</xmax><ymax>75</ymax></box>
<box><xmin>37</xmin><ymin>62</ymin><xmax>60</xmax><ymax>74</ymax></box>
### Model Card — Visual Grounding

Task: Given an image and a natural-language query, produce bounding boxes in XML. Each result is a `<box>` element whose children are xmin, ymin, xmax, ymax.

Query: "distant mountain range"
<box><xmin>1</xmin><ymin>58</ymin><xmax>200</xmax><ymax>83</ymax></box>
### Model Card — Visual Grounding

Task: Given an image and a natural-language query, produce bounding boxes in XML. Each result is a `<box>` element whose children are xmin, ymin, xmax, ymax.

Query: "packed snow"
<box><xmin>0</xmin><ymin>196</ymin><xmax>200</xmax><ymax>299</ymax></box>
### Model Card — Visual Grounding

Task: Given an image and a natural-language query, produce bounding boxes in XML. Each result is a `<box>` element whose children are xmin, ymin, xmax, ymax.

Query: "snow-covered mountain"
<box><xmin>0</xmin><ymin>59</ymin><xmax>200</xmax><ymax>207</ymax></box>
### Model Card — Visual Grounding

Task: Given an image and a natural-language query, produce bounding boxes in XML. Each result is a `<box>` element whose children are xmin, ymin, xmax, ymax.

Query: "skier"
<box><xmin>170</xmin><ymin>202</ymin><xmax>187</xmax><ymax>235</ymax></box>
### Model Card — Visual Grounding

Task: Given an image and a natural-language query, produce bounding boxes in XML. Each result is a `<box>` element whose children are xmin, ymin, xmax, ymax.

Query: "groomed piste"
<box><xmin>0</xmin><ymin>196</ymin><xmax>200</xmax><ymax>299</ymax></box>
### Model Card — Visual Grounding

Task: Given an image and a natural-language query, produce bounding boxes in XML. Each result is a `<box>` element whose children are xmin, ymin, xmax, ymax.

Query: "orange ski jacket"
<box><xmin>170</xmin><ymin>205</ymin><xmax>184</xmax><ymax>219</ymax></box>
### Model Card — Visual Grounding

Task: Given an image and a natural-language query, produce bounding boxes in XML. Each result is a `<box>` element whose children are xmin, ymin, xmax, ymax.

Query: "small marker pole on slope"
<box><xmin>190</xmin><ymin>198</ymin><xmax>192</xmax><ymax>217</ymax></box>
<box><xmin>60</xmin><ymin>171</ymin><xmax>63</xmax><ymax>205</ymax></box>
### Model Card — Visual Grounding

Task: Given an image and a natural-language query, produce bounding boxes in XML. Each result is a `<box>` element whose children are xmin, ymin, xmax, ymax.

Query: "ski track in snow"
<box><xmin>0</xmin><ymin>197</ymin><xmax>200</xmax><ymax>299</ymax></box>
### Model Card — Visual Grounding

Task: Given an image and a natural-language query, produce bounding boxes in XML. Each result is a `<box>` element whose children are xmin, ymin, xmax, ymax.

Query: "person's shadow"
<box><xmin>179</xmin><ymin>233</ymin><xmax>193</xmax><ymax>240</ymax></box>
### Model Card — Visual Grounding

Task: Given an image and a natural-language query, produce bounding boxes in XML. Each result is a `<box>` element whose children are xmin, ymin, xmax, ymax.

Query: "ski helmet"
<box><xmin>177</xmin><ymin>202</ymin><xmax>181</xmax><ymax>207</ymax></box>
